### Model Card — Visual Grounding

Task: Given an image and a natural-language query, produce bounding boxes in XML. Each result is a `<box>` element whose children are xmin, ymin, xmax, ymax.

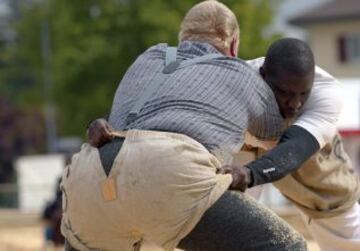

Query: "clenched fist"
<box><xmin>87</xmin><ymin>118</ymin><xmax>114</xmax><ymax>147</ymax></box>
<box><xmin>219</xmin><ymin>165</ymin><xmax>253</xmax><ymax>192</ymax></box>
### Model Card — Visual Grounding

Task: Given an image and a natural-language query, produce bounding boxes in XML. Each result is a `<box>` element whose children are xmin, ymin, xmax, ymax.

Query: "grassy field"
<box><xmin>0</xmin><ymin>209</ymin><xmax>320</xmax><ymax>251</ymax></box>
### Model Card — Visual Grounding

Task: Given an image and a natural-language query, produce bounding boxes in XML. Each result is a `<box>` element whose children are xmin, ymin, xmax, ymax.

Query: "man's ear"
<box><xmin>230</xmin><ymin>37</ymin><xmax>238</xmax><ymax>57</ymax></box>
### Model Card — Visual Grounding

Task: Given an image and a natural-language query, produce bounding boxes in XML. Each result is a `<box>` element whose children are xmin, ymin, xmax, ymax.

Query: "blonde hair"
<box><xmin>179</xmin><ymin>0</ymin><xmax>240</xmax><ymax>53</ymax></box>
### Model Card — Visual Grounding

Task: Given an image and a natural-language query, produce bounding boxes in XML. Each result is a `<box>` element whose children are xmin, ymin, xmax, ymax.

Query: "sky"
<box><xmin>0</xmin><ymin>0</ymin><xmax>9</xmax><ymax>17</ymax></box>
<box><xmin>270</xmin><ymin>0</ymin><xmax>331</xmax><ymax>38</ymax></box>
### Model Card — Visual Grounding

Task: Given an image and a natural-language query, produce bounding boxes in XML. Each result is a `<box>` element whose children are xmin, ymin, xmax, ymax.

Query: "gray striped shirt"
<box><xmin>109</xmin><ymin>41</ymin><xmax>284</xmax><ymax>163</ymax></box>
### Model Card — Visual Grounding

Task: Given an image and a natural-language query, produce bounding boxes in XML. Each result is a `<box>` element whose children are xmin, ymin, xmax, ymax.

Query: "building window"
<box><xmin>338</xmin><ymin>34</ymin><xmax>360</xmax><ymax>63</ymax></box>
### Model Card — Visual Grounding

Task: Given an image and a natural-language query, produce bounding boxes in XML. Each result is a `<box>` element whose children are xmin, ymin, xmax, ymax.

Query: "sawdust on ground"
<box><xmin>0</xmin><ymin>209</ymin><xmax>320</xmax><ymax>251</ymax></box>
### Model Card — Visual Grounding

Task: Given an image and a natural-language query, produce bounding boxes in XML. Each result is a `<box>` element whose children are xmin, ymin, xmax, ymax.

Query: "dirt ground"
<box><xmin>0</xmin><ymin>209</ymin><xmax>320</xmax><ymax>251</ymax></box>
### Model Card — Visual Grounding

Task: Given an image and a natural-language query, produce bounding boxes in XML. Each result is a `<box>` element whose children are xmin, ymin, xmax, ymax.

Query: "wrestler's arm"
<box><xmin>292</xmin><ymin>66</ymin><xmax>343</xmax><ymax>148</ymax></box>
<box><xmin>245</xmin><ymin>125</ymin><xmax>320</xmax><ymax>186</ymax></box>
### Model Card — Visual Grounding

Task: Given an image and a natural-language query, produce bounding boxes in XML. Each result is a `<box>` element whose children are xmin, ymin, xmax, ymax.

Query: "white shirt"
<box><xmin>247</xmin><ymin>57</ymin><xmax>343</xmax><ymax>148</ymax></box>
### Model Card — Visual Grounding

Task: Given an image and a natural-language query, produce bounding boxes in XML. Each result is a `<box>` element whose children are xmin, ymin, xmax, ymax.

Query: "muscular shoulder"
<box><xmin>301</xmin><ymin>66</ymin><xmax>342</xmax><ymax>117</ymax></box>
<box><xmin>295</xmin><ymin>66</ymin><xmax>343</xmax><ymax>147</ymax></box>
<box><xmin>135</xmin><ymin>43</ymin><xmax>167</xmax><ymax>60</ymax></box>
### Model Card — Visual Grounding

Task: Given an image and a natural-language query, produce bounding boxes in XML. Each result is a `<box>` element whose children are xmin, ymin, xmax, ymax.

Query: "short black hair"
<box><xmin>264</xmin><ymin>38</ymin><xmax>315</xmax><ymax>78</ymax></box>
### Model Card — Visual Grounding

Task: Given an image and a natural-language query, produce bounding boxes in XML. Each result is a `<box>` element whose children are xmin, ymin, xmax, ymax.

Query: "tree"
<box><xmin>0</xmin><ymin>0</ymin><xmax>280</xmax><ymax>138</ymax></box>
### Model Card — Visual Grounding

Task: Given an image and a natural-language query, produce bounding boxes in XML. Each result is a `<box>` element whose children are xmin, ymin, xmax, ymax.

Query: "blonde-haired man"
<box><xmin>63</xmin><ymin>1</ymin><xmax>312</xmax><ymax>251</ymax></box>
<box><xmin>179</xmin><ymin>0</ymin><xmax>239</xmax><ymax>57</ymax></box>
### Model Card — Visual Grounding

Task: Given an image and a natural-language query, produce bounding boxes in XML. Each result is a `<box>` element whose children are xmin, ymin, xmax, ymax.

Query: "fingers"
<box><xmin>105</xmin><ymin>123</ymin><xmax>115</xmax><ymax>132</ymax></box>
<box><xmin>216</xmin><ymin>166</ymin><xmax>232</xmax><ymax>174</ymax></box>
<box><xmin>230</xmin><ymin>171</ymin><xmax>247</xmax><ymax>192</ymax></box>
<box><xmin>216</xmin><ymin>168</ymin><xmax>225</xmax><ymax>174</ymax></box>
<box><xmin>221</xmin><ymin>165</ymin><xmax>233</xmax><ymax>174</ymax></box>
<box><xmin>87</xmin><ymin>118</ymin><xmax>114</xmax><ymax>148</ymax></box>
<box><xmin>103</xmin><ymin>127</ymin><xmax>115</xmax><ymax>140</ymax></box>
<box><xmin>96</xmin><ymin>131</ymin><xmax>113</xmax><ymax>148</ymax></box>
<box><xmin>220</xmin><ymin>165</ymin><xmax>249</xmax><ymax>192</ymax></box>
<box><xmin>88</xmin><ymin>131</ymin><xmax>104</xmax><ymax>148</ymax></box>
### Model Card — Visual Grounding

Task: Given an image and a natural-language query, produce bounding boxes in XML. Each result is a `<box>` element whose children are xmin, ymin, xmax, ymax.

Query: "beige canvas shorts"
<box><xmin>61</xmin><ymin>130</ymin><xmax>232</xmax><ymax>251</ymax></box>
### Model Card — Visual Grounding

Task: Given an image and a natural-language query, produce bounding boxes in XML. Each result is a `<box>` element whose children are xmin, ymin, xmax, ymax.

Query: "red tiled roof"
<box><xmin>289</xmin><ymin>0</ymin><xmax>360</xmax><ymax>26</ymax></box>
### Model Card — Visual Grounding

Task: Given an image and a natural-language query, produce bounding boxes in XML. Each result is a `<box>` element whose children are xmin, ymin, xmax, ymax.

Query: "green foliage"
<box><xmin>228</xmin><ymin>0</ymin><xmax>282</xmax><ymax>59</ymax></box>
<box><xmin>0</xmin><ymin>0</ymin><xmax>280</xmax><ymax>137</ymax></box>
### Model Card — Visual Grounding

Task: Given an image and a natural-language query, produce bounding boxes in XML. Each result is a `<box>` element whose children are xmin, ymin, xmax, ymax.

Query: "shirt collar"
<box><xmin>177</xmin><ymin>41</ymin><xmax>223</xmax><ymax>57</ymax></box>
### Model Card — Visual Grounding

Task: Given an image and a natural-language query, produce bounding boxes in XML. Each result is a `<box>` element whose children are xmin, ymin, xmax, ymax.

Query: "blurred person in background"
<box><xmin>42</xmin><ymin>145</ymin><xmax>80</xmax><ymax>249</ymax></box>
<box><xmin>42</xmin><ymin>177</ymin><xmax>64</xmax><ymax>248</ymax></box>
